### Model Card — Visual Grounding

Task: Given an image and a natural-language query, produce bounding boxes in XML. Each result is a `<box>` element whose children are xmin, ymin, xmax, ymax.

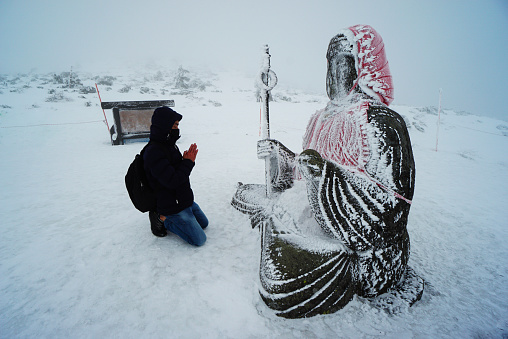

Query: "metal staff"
<box><xmin>257</xmin><ymin>45</ymin><xmax>278</xmax><ymax>197</ymax></box>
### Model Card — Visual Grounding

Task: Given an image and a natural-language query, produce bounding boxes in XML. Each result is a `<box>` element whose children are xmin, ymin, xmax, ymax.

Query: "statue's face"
<box><xmin>326</xmin><ymin>35</ymin><xmax>357</xmax><ymax>101</ymax></box>
<box><xmin>326</xmin><ymin>53</ymin><xmax>356</xmax><ymax>100</ymax></box>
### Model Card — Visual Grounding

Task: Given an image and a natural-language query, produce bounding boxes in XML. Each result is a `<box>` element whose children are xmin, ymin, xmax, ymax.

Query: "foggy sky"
<box><xmin>1</xmin><ymin>0</ymin><xmax>507</xmax><ymax>121</ymax></box>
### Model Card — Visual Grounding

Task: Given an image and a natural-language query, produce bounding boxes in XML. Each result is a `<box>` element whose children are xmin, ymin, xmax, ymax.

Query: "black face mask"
<box><xmin>167</xmin><ymin>129</ymin><xmax>180</xmax><ymax>144</ymax></box>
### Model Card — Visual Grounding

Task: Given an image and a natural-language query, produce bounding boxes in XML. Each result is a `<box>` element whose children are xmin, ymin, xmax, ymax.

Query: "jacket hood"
<box><xmin>338</xmin><ymin>25</ymin><xmax>394</xmax><ymax>106</ymax></box>
<box><xmin>150</xmin><ymin>106</ymin><xmax>183</xmax><ymax>142</ymax></box>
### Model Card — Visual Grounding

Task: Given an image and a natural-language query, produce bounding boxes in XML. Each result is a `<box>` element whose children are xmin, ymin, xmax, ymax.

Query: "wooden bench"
<box><xmin>101</xmin><ymin>100</ymin><xmax>175</xmax><ymax>145</ymax></box>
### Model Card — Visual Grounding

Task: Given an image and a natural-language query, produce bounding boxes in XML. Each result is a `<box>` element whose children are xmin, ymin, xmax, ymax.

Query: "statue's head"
<box><xmin>326</xmin><ymin>34</ymin><xmax>357</xmax><ymax>101</ymax></box>
<box><xmin>326</xmin><ymin>25</ymin><xmax>394</xmax><ymax>106</ymax></box>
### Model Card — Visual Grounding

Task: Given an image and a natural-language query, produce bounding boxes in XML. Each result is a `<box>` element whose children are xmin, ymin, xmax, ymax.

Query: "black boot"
<box><xmin>149</xmin><ymin>211</ymin><xmax>167</xmax><ymax>237</ymax></box>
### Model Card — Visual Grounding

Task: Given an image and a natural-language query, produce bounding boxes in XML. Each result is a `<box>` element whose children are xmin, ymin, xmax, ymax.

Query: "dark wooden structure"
<box><xmin>101</xmin><ymin>100</ymin><xmax>175</xmax><ymax>145</ymax></box>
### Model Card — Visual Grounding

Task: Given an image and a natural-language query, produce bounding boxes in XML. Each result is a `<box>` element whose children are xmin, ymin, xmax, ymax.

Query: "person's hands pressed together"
<box><xmin>183</xmin><ymin>143</ymin><xmax>198</xmax><ymax>162</ymax></box>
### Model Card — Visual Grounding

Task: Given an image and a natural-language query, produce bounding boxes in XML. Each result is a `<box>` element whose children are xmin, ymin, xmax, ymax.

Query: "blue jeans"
<box><xmin>163</xmin><ymin>202</ymin><xmax>208</xmax><ymax>246</ymax></box>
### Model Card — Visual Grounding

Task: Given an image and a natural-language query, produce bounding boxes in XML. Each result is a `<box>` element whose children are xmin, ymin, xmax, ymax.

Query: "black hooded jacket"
<box><xmin>143</xmin><ymin>107</ymin><xmax>195</xmax><ymax>215</ymax></box>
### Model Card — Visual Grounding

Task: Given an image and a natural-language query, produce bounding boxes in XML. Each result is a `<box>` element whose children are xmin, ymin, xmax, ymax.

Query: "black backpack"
<box><xmin>125</xmin><ymin>144</ymin><xmax>157</xmax><ymax>213</ymax></box>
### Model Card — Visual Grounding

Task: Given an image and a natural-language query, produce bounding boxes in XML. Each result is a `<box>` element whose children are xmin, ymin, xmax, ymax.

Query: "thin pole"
<box><xmin>258</xmin><ymin>45</ymin><xmax>277</xmax><ymax>197</ymax></box>
<box><xmin>435</xmin><ymin>89</ymin><xmax>442</xmax><ymax>152</ymax></box>
<box><xmin>69</xmin><ymin>66</ymin><xmax>73</xmax><ymax>88</ymax></box>
<box><xmin>260</xmin><ymin>45</ymin><xmax>271</xmax><ymax>140</ymax></box>
<box><xmin>95</xmin><ymin>83</ymin><xmax>111</xmax><ymax>133</ymax></box>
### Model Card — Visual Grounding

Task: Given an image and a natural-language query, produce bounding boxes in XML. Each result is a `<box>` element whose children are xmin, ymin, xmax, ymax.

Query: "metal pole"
<box><xmin>69</xmin><ymin>66</ymin><xmax>73</xmax><ymax>88</ymax></box>
<box><xmin>435</xmin><ymin>88</ymin><xmax>442</xmax><ymax>152</ymax></box>
<box><xmin>257</xmin><ymin>45</ymin><xmax>278</xmax><ymax>197</ymax></box>
<box><xmin>261</xmin><ymin>46</ymin><xmax>271</xmax><ymax>140</ymax></box>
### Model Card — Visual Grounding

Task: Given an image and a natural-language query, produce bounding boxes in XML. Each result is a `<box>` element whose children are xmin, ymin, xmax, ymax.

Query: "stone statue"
<box><xmin>232</xmin><ymin>24</ymin><xmax>424</xmax><ymax>318</ymax></box>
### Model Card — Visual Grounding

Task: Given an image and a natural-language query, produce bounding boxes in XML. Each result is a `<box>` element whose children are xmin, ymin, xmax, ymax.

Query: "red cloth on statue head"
<box><xmin>346</xmin><ymin>24</ymin><xmax>394</xmax><ymax>106</ymax></box>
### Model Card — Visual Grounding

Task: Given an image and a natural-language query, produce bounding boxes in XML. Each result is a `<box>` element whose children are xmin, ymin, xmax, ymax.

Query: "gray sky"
<box><xmin>1</xmin><ymin>0</ymin><xmax>507</xmax><ymax>121</ymax></box>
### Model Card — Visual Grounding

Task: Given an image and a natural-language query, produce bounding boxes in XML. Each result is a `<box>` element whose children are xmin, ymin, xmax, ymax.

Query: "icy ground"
<box><xmin>1</xmin><ymin>68</ymin><xmax>507</xmax><ymax>338</ymax></box>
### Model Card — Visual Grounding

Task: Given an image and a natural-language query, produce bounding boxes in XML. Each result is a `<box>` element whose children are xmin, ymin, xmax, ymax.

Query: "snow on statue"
<box><xmin>232</xmin><ymin>24</ymin><xmax>424</xmax><ymax>318</ymax></box>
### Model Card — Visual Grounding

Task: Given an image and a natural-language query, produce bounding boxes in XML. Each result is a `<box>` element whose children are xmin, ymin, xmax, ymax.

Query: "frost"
<box><xmin>339</xmin><ymin>25</ymin><xmax>394</xmax><ymax>106</ymax></box>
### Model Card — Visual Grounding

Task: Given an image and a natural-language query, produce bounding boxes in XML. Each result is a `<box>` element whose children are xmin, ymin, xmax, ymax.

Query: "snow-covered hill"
<box><xmin>1</xmin><ymin>67</ymin><xmax>507</xmax><ymax>338</ymax></box>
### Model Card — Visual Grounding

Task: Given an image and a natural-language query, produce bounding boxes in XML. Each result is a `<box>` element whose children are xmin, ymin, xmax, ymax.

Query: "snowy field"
<box><xmin>1</xmin><ymin>67</ymin><xmax>507</xmax><ymax>338</ymax></box>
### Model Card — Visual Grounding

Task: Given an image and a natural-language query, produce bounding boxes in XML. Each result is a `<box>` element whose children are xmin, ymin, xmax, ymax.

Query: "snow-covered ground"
<box><xmin>1</xmin><ymin>67</ymin><xmax>507</xmax><ymax>338</ymax></box>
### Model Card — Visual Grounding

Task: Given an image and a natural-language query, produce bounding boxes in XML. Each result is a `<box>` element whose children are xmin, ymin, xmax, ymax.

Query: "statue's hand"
<box><xmin>298</xmin><ymin>149</ymin><xmax>325</xmax><ymax>179</ymax></box>
<box><xmin>257</xmin><ymin>139</ymin><xmax>281</xmax><ymax>159</ymax></box>
<box><xmin>258</xmin><ymin>139</ymin><xmax>297</xmax><ymax>192</ymax></box>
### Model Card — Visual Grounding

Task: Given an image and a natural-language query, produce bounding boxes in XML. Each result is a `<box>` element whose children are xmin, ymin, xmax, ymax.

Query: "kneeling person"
<box><xmin>144</xmin><ymin>106</ymin><xmax>208</xmax><ymax>246</ymax></box>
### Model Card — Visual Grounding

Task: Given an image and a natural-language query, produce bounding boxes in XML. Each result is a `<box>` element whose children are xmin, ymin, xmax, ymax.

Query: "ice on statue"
<box><xmin>232</xmin><ymin>24</ymin><xmax>424</xmax><ymax>318</ymax></box>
